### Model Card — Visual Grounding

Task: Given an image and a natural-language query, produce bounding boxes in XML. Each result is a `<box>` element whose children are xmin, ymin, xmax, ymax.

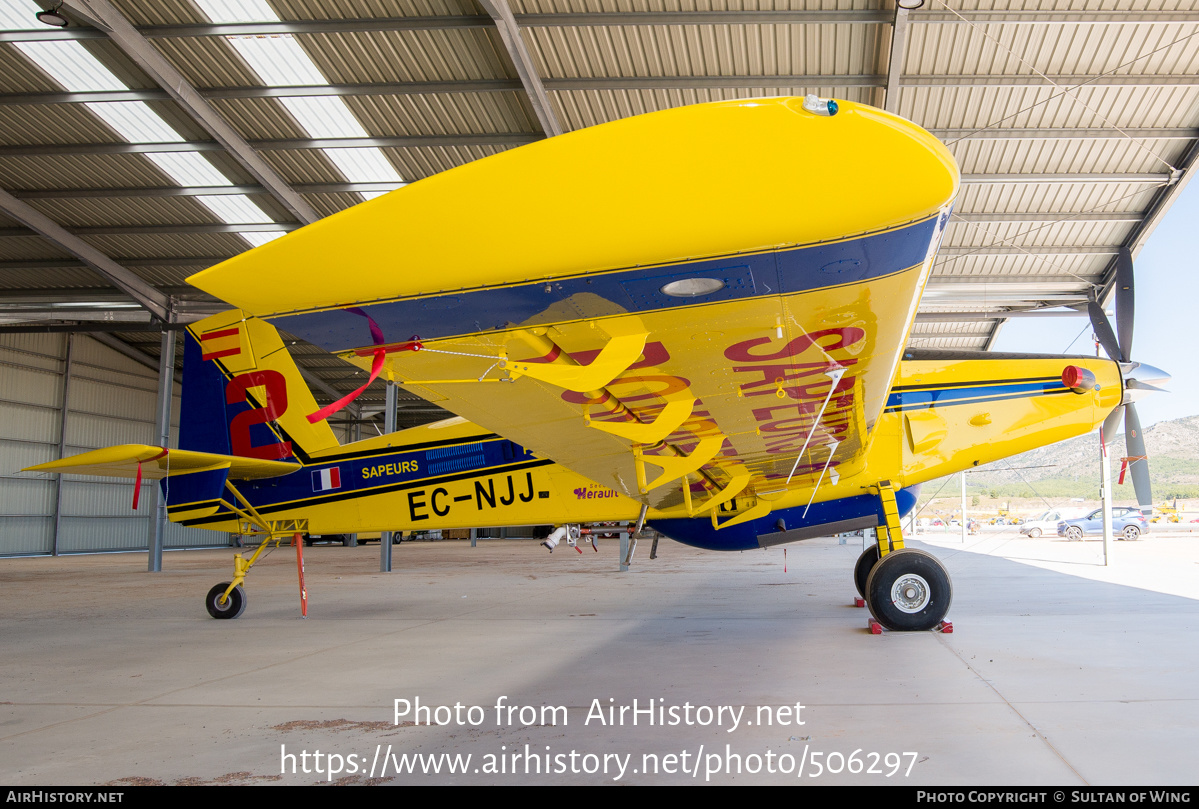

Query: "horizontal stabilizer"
<box><xmin>24</xmin><ymin>444</ymin><xmax>300</xmax><ymax>481</ymax></box>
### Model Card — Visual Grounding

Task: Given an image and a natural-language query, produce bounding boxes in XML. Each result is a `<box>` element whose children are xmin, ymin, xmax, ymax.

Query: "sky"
<box><xmin>990</xmin><ymin>179</ymin><xmax>1199</xmax><ymax>427</ymax></box>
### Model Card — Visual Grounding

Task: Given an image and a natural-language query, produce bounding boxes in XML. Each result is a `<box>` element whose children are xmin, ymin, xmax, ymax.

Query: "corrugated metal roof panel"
<box><xmin>19</xmin><ymin>197</ymin><xmax>229</xmax><ymax>228</ymax></box>
<box><xmin>268</xmin><ymin>0</ymin><xmax>481</xmax><ymax>19</ymax></box>
<box><xmin>526</xmin><ymin>23</ymin><xmax>884</xmax><ymax>79</ymax></box>
<box><xmin>0</xmin><ymin>105</ymin><xmax>126</xmax><ymax>146</ymax></box>
<box><xmin>81</xmin><ymin>232</ymin><xmax>250</xmax><ymax>259</ymax></box>
<box><xmin>380</xmin><ymin>143</ymin><xmax>508</xmax><ymax>178</ymax></box>
<box><xmin>511</xmin><ymin>0</ymin><xmax>881</xmax><ymax>12</ymax></box>
<box><xmin>551</xmin><ymin>86</ymin><xmax>880</xmax><ymax>128</ymax></box>
<box><xmin>149</xmin><ymin>36</ymin><xmax>264</xmax><ymax>88</ymax></box>
<box><xmin>0</xmin><ymin>154</ymin><xmax>175</xmax><ymax>190</ymax></box>
<box><xmin>0</xmin><ymin>266</ymin><xmax>111</xmax><ymax>288</ymax></box>
<box><xmin>930</xmin><ymin>251</ymin><xmax>1111</xmax><ymax>279</ymax></box>
<box><xmin>0</xmin><ymin>237</ymin><xmax>76</xmax><ymax>261</ymax></box>
<box><xmin>340</xmin><ymin>93</ymin><xmax>538</xmax><ymax>135</ymax></box>
<box><xmin>949</xmin><ymin>136</ymin><xmax>1181</xmax><ymax>177</ymax></box>
<box><xmin>294</xmin><ymin>30</ymin><xmax>513</xmax><ymax>83</ymax></box>
<box><xmin>953</xmin><ymin>181</ymin><xmax>1161</xmax><ymax>216</ymax></box>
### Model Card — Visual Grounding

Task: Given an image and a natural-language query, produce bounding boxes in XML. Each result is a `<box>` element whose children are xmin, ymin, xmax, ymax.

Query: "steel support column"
<box><xmin>147</xmin><ymin>325</ymin><xmax>176</xmax><ymax>572</ymax></box>
<box><xmin>380</xmin><ymin>381</ymin><xmax>398</xmax><ymax>572</ymax></box>
<box><xmin>51</xmin><ymin>333</ymin><xmax>75</xmax><ymax>557</ymax></box>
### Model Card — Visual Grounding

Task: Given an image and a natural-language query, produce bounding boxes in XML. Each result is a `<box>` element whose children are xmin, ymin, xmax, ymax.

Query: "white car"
<box><xmin>1020</xmin><ymin>509</ymin><xmax>1085</xmax><ymax>538</ymax></box>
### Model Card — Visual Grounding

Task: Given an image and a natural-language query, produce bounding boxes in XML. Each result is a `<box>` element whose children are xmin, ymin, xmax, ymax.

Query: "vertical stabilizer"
<box><xmin>179</xmin><ymin>310</ymin><xmax>340</xmax><ymax>463</ymax></box>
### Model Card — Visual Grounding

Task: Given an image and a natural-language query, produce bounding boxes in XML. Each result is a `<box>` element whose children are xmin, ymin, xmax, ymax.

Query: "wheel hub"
<box><xmin>891</xmin><ymin>573</ymin><xmax>931</xmax><ymax>613</ymax></box>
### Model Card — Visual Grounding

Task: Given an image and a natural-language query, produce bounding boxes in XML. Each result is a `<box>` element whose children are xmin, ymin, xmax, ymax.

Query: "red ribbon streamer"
<box><xmin>132</xmin><ymin>448</ymin><xmax>169</xmax><ymax>510</ymax></box>
<box><xmin>307</xmin><ymin>348</ymin><xmax>386</xmax><ymax>424</ymax></box>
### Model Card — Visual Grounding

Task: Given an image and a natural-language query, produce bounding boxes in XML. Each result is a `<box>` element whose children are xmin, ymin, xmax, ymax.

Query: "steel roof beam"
<box><xmin>938</xmin><ymin>246</ymin><xmax>1120</xmax><ymax>256</ymax></box>
<box><xmin>4</xmin><ymin>10</ymin><xmax>1196</xmax><ymax>42</ymax></box>
<box><xmin>0</xmin><ymin>259</ymin><xmax>224</xmax><ymax>270</ymax></box>
<box><xmin>477</xmin><ymin>0</ymin><xmax>563</xmax><ymax>137</ymax></box>
<box><xmin>64</xmin><ymin>0</ymin><xmax>319</xmax><ymax>227</ymax></box>
<box><xmin>0</xmin><ymin>134</ymin><xmax>542</xmax><ymax>157</ymax></box>
<box><xmin>0</xmin><ymin>130</ymin><xmax>1189</xmax><ymax>158</ymax></box>
<box><xmin>930</xmin><ymin>128</ymin><xmax>1198</xmax><ymax>141</ymax></box>
<box><xmin>960</xmin><ymin>173</ymin><xmax>1168</xmax><ymax>184</ymax></box>
<box><xmin>4</xmin><ymin>73</ymin><xmax>1189</xmax><ymax>105</ymax></box>
<box><xmin>19</xmin><ymin>182</ymin><xmax>1146</xmax><ymax>202</ymax></box>
<box><xmin>951</xmin><ymin>212</ymin><xmax>1142</xmax><ymax>223</ymax></box>
<box><xmin>883</xmin><ymin>6</ymin><xmax>909</xmax><ymax>115</ymax></box>
<box><xmin>0</xmin><ymin>223</ymin><xmax>295</xmax><ymax>237</ymax></box>
<box><xmin>916</xmin><ymin>310</ymin><xmax>1090</xmax><ymax>321</ymax></box>
<box><xmin>11</xmin><ymin>182</ymin><xmax>405</xmax><ymax>198</ymax></box>
<box><xmin>0</xmin><ymin>187</ymin><xmax>170</xmax><ymax>321</ymax></box>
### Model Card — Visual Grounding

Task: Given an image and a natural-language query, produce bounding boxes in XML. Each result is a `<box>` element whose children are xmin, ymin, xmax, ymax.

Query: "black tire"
<box><xmin>854</xmin><ymin>545</ymin><xmax>881</xmax><ymax>598</ymax></box>
<box><xmin>1065</xmin><ymin>526</ymin><xmax>1083</xmax><ymax>541</ymax></box>
<box><xmin>205</xmin><ymin>582</ymin><xmax>247</xmax><ymax>620</ymax></box>
<box><xmin>864</xmin><ymin>549</ymin><xmax>951</xmax><ymax>632</ymax></box>
<box><xmin>1028</xmin><ymin>527</ymin><xmax>1042</xmax><ymax>538</ymax></box>
<box><xmin>1122</xmin><ymin>525</ymin><xmax>1140</xmax><ymax>541</ymax></box>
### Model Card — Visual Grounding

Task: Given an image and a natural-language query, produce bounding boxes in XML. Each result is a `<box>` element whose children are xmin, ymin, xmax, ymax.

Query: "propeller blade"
<box><xmin>1101</xmin><ymin>406</ymin><xmax>1123</xmax><ymax>447</ymax></box>
<box><xmin>1115</xmin><ymin>246</ymin><xmax>1135</xmax><ymax>362</ymax></box>
<box><xmin>1088</xmin><ymin>300</ymin><xmax>1123</xmax><ymax>362</ymax></box>
<box><xmin>1123</xmin><ymin>403</ymin><xmax>1153</xmax><ymax>514</ymax></box>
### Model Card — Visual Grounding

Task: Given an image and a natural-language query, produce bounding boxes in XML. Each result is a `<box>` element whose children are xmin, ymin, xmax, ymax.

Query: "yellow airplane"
<box><xmin>25</xmin><ymin>96</ymin><xmax>1152</xmax><ymax>631</ymax></box>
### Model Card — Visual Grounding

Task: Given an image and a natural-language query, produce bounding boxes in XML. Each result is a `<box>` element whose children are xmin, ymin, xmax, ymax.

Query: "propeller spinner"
<box><xmin>1091</xmin><ymin>247</ymin><xmax>1170</xmax><ymax>514</ymax></box>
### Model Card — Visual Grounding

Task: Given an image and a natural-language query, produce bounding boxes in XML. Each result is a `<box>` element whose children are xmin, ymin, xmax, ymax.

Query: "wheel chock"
<box><xmin>854</xmin><ymin>597</ymin><xmax>865</xmax><ymax>608</ymax></box>
<box><xmin>865</xmin><ymin>618</ymin><xmax>953</xmax><ymax>634</ymax></box>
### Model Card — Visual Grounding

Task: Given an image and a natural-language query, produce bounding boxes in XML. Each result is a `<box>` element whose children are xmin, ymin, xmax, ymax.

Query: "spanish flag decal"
<box><xmin>200</xmin><ymin>326</ymin><xmax>243</xmax><ymax>361</ymax></box>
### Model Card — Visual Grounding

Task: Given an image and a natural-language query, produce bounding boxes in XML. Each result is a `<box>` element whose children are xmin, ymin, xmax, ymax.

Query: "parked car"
<box><xmin>1056</xmin><ymin>507</ymin><xmax>1149</xmax><ymax>541</ymax></box>
<box><xmin>1020</xmin><ymin>509</ymin><xmax>1084</xmax><ymax>538</ymax></box>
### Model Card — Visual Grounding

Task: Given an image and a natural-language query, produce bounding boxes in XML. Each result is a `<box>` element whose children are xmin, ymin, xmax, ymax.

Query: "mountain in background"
<box><xmin>942</xmin><ymin>414</ymin><xmax>1199</xmax><ymax>503</ymax></box>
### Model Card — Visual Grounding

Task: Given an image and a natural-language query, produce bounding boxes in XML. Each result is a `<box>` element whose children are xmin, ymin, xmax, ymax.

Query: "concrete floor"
<box><xmin>2</xmin><ymin>529</ymin><xmax>1197</xmax><ymax>786</ymax></box>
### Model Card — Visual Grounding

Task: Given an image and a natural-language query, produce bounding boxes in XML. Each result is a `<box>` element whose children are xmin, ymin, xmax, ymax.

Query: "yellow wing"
<box><xmin>24</xmin><ymin>445</ymin><xmax>300</xmax><ymax>480</ymax></box>
<box><xmin>187</xmin><ymin>97</ymin><xmax>959</xmax><ymax>524</ymax></box>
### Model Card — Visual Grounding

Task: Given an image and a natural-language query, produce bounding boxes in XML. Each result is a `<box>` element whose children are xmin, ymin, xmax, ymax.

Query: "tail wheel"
<box><xmin>205</xmin><ymin>582</ymin><xmax>247</xmax><ymax>620</ymax></box>
<box><xmin>864</xmin><ymin>549</ymin><xmax>952</xmax><ymax>632</ymax></box>
<box><xmin>854</xmin><ymin>545</ymin><xmax>881</xmax><ymax>598</ymax></box>
<box><xmin>1122</xmin><ymin>525</ymin><xmax>1141</xmax><ymax>541</ymax></box>
<box><xmin>1065</xmin><ymin>526</ymin><xmax>1083</xmax><ymax>541</ymax></box>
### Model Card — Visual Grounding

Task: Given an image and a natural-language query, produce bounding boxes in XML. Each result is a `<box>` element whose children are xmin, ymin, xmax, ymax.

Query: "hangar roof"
<box><xmin>1</xmin><ymin>0</ymin><xmax>1196</xmax><ymax>426</ymax></box>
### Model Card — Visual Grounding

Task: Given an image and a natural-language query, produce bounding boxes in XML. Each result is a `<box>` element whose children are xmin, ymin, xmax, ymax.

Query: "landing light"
<box><xmin>660</xmin><ymin>278</ymin><xmax>725</xmax><ymax>297</ymax></box>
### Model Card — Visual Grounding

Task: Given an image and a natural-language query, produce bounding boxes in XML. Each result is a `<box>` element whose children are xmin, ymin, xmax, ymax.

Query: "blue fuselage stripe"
<box><xmin>884</xmin><ymin>379</ymin><xmax>1067</xmax><ymax>413</ymax></box>
<box><xmin>266</xmin><ymin>214</ymin><xmax>947</xmax><ymax>353</ymax></box>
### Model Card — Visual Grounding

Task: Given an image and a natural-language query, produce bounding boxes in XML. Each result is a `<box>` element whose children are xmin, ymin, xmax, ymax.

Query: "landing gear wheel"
<box><xmin>1028</xmin><ymin>527</ymin><xmax>1042</xmax><ymax>538</ymax></box>
<box><xmin>1065</xmin><ymin>526</ymin><xmax>1083</xmax><ymax>541</ymax></box>
<box><xmin>205</xmin><ymin>582</ymin><xmax>247</xmax><ymax>619</ymax></box>
<box><xmin>854</xmin><ymin>545</ymin><xmax>881</xmax><ymax>597</ymax></box>
<box><xmin>864</xmin><ymin>549</ymin><xmax>951</xmax><ymax>632</ymax></box>
<box><xmin>1122</xmin><ymin>525</ymin><xmax>1141</xmax><ymax>541</ymax></box>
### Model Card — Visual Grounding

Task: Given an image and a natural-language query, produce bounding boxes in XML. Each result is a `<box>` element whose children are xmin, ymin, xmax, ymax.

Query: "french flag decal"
<box><xmin>312</xmin><ymin>467</ymin><xmax>341</xmax><ymax>492</ymax></box>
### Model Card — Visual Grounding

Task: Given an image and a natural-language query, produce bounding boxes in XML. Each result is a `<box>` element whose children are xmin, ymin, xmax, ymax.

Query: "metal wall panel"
<box><xmin>0</xmin><ymin>516</ymin><xmax>53</xmax><ymax>555</ymax></box>
<box><xmin>0</xmin><ymin>334</ymin><xmax>225</xmax><ymax>556</ymax></box>
<box><xmin>0</xmin><ymin>333</ymin><xmax>63</xmax><ymax>556</ymax></box>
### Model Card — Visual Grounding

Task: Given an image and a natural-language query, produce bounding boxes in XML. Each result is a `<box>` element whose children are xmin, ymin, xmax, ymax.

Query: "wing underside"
<box><xmin>343</xmin><ymin>256</ymin><xmax>934</xmax><ymax>520</ymax></box>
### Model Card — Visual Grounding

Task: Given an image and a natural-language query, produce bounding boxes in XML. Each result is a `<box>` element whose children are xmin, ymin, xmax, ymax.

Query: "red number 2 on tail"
<box><xmin>225</xmin><ymin>370</ymin><xmax>294</xmax><ymax>460</ymax></box>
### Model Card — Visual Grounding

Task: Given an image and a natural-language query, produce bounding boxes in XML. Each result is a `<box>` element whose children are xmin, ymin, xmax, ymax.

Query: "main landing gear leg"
<box><xmin>859</xmin><ymin>481</ymin><xmax>953</xmax><ymax>632</ymax></box>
